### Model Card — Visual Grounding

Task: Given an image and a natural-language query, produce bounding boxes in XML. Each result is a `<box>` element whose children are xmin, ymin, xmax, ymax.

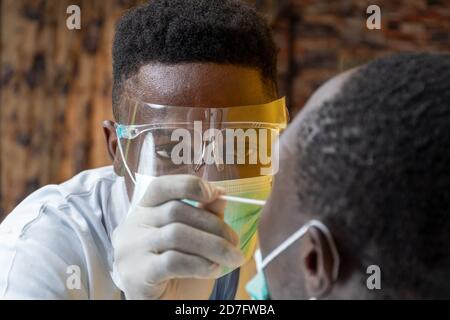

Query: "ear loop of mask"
<box><xmin>260</xmin><ymin>220</ymin><xmax>340</xmax><ymax>282</ymax></box>
<box><xmin>116</xmin><ymin>99</ymin><xmax>139</xmax><ymax>185</ymax></box>
<box><xmin>116</xmin><ymin>128</ymin><xmax>137</xmax><ymax>185</ymax></box>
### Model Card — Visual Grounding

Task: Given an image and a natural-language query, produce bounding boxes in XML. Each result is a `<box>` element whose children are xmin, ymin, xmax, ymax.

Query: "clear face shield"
<box><xmin>116</xmin><ymin>96</ymin><xmax>289</xmax><ymax>276</ymax></box>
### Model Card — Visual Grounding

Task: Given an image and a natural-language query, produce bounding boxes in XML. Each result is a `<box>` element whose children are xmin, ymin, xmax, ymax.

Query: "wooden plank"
<box><xmin>0</xmin><ymin>0</ymin><xmax>143</xmax><ymax>218</ymax></box>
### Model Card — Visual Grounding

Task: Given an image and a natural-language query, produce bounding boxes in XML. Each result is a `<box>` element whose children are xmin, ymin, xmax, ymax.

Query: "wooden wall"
<box><xmin>1</xmin><ymin>0</ymin><xmax>145</xmax><ymax>218</ymax></box>
<box><xmin>271</xmin><ymin>0</ymin><xmax>450</xmax><ymax>115</ymax></box>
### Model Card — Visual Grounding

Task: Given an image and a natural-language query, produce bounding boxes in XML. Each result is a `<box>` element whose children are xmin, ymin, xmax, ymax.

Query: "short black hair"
<box><xmin>295</xmin><ymin>52</ymin><xmax>450</xmax><ymax>298</ymax></box>
<box><xmin>112</xmin><ymin>0</ymin><xmax>278</xmax><ymax>118</ymax></box>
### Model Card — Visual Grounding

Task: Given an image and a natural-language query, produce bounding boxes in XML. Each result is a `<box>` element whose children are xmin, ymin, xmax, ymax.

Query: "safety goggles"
<box><xmin>115</xmin><ymin>96</ymin><xmax>289</xmax><ymax>183</ymax></box>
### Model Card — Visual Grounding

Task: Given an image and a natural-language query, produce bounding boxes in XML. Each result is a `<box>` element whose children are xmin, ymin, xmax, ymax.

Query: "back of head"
<box><xmin>295</xmin><ymin>52</ymin><xmax>450</xmax><ymax>298</ymax></box>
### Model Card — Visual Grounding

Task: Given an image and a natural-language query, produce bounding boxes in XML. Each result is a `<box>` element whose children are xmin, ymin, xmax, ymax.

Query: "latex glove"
<box><xmin>112</xmin><ymin>175</ymin><xmax>245</xmax><ymax>300</ymax></box>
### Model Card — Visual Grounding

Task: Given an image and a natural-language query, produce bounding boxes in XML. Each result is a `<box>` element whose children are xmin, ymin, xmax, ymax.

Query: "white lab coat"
<box><xmin>0</xmin><ymin>166</ymin><xmax>127</xmax><ymax>299</ymax></box>
<box><xmin>0</xmin><ymin>166</ymin><xmax>239</xmax><ymax>300</ymax></box>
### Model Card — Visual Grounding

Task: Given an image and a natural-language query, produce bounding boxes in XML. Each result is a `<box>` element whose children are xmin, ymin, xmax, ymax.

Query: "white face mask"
<box><xmin>246</xmin><ymin>220</ymin><xmax>340</xmax><ymax>300</ymax></box>
<box><xmin>130</xmin><ymin>173</ymin><xmax>156</xmax><ymax>208</ymax></box>
<box><xmin>210</xmin><ymin>175</ymin><xmax>272</xmax><ymax>276</ymax></box>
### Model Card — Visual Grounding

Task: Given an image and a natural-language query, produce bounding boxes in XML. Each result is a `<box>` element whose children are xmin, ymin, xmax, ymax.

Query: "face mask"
<box><xmin>130</xmin><ymin>173</ymin><xmax>155</xmax><ymax>208</ymax></box>
<box><xmin>210</xmin><ymin>175</ymin><xmax>272</xmax><ymax>277</ymax></box>
<box><xmin>131</xmin><ymin>173</ymin><xmax>272</xmax><ymax>278</ymax></box>
<box><xmin>246</xmin><ymin>220</ymin><xmax>340</xmax><ymax>300</ymax></box>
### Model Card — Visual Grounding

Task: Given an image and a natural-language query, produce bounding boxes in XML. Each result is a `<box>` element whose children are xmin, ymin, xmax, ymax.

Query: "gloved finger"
<box><xmin>139</xmin><ymin>175</ymin><xmax>221</xmax><ymax>207</ymax></box>
<box><xmin>146</xmin><ymin>251</ymin><xmax>221</xmax><ymax>283</ymax></box>
<box><xmin>137</xmin><ymin>201</ymin><xmax>239</xmax><ymax>246</ymax></box>
<box><xmin>152</xmin><ymin>222</ymin><xmax>245</xmax><ymax>268</ymax></box>
<box><xmin>199</xmin><ymin>186</ymin><xmax>227</xmax><ymax>219</ymax></box>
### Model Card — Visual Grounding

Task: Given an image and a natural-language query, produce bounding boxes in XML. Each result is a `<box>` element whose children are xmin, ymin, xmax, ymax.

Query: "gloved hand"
<box><xmin>112</xmin><ymin>175</ymin><xmax>245</xmax><ymax>300</ymax></box>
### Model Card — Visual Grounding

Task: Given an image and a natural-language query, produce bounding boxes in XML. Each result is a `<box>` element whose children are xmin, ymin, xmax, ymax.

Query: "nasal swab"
<box><xmin>219</xmin><ymin>195</ymin><xmax>266</xmax><ymax>206</ymax></box>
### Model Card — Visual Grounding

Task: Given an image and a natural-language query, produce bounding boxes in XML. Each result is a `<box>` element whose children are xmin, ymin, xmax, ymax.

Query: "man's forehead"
<box><xmin>123</xmin><ymin>62</ymin><xmax>274</xmax><ymax>107</ymax></box>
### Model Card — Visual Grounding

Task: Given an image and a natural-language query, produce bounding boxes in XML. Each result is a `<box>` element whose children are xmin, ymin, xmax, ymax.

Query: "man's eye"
<box><xmin>227</xmin><ymin>141</ymin><xmax>258</xmax><ymax>158</ymax></box>
<box><xmin>155</xmin><ymin>144</ymin><xmax>175</xmax><ymax>159</ymax></box>
<box><xmin>156</xmin><ymin>149</ymin><xmax>171</xmax><ymax>159</ymax></box>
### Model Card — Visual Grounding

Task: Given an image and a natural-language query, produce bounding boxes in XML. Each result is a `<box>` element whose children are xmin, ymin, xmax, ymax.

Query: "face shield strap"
<box><xmin>116</xmin><ymin>124</ymin><xmax>138</xmax><ymax>185</ymax></box>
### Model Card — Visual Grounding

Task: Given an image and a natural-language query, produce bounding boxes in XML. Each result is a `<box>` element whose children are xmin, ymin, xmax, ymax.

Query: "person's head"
<box><xmin>258</xmin><ymin>52</ymin><xmax>450</xmax><ymax>299</ymax></box>
<box><xmin>103</xmin><ymin>0</ymin><xmax>279</xmax><ymax>195</ymax></box>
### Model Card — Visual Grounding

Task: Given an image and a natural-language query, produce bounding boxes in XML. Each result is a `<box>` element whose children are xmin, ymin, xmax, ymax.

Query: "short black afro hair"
<box><xmin>112</xmin><ymin>0</ymin><xmax>278</xmax><ymax>116</ymax></box>
<box><xmin>295</xmin><ymin>52</ymin><xmax>450</xmax><ymax>298</ymax></box>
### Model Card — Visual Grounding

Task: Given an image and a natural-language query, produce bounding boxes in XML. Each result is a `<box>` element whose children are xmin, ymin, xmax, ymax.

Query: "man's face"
<box><xmin>257</xmin><ymin>70</ymin><xmax>355</xmax><ymax>299</ymax></box>
<box><xmin>108</xmin><ymin>63</ymin><xmax>276</xmax><ymax>199</ymax></box>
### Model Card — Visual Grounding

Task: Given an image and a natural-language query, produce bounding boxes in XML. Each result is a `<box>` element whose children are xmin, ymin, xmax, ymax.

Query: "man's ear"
<box><xmin>300</xmin><ymin>227</ymin><xmax>336</xmax><ymax>299</ymax></box>
<box><xmin>103</xmin><ymin>120</ymin><xmax>117</xmax><ymax>160</ymax></box>
<box><xmin>102</xmin><ymin>120</ymin><xmax>124</xmax><ymax>176</ymax></box>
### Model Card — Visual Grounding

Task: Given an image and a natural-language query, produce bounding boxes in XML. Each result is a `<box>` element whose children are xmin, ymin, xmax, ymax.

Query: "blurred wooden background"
<box><xmin>1</xmin><ymin>0</ymin><xmax>450</xmax><ymax>219</ymax></box>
